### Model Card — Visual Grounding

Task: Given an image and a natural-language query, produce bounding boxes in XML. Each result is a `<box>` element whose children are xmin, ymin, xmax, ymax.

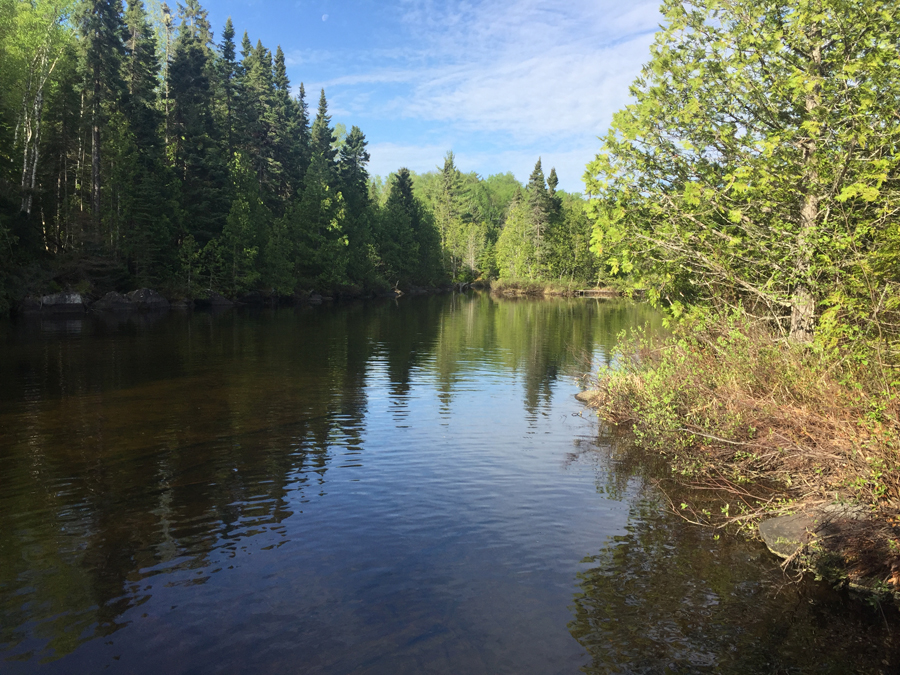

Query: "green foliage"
<box><xmin>0</xmin><ymin>0</ymin><xmax>601</xmax><ymax>310</ymax></box>
<box><xmin>595</xmin><ymin>308</ymin><xmax>900</xmax><ymax>507</ymax></box>
<box><xmin>585</xmin><ymin>0</ymin><xmax>900</xmax><ymax>347</ymax></box>
<box><xmin>496</xmin><ymin>193</ymin><xmax>535</xmax><ymax>279</ymax></box>
<box><xmin>222</xmin><ymin>152</ymin><xmax>265</xmax><ymax>293</ymax></box>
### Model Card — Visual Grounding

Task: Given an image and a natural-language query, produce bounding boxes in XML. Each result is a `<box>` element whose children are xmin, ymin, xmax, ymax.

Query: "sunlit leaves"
<box><xmin>584</xmin><ymin>0</ymin><xmax>900</xmax><ymax>346</ymax></box>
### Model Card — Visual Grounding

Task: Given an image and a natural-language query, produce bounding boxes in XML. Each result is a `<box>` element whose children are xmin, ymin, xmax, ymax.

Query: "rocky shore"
<box><xmin>11</xmin><ymin>284</ymin><xmax>461</xmax><ymax>317</ymax></box>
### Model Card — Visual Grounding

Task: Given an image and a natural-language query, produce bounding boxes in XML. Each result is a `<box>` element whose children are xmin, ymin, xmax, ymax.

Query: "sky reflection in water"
<box><xmin>0</xmin><ymin>294</ymin><xmax>895</xmax><ymax>673</ymax></box>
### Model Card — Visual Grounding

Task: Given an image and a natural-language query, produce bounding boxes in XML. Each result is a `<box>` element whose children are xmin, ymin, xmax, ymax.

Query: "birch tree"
<box><xmin>8</xmin><ymin>0</ymin><xmax>75</xmax><ymax>216</ymax></box>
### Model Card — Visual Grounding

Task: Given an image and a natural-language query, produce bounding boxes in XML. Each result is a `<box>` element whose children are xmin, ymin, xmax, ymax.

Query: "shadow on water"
<box><xmin>0</xmin><ymin>293</ymin><xmax>896</xmax><ymax>673</ymax></box>
<box><xmin>568</xmin><ymin>439</ymin><xmax>900</xmax><ymax>675</ymax></box>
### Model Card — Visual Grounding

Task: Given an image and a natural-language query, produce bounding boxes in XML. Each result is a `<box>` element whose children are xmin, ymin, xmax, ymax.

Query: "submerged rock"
<box><xmin>759</xmin><ymin>504</ymin><xmax>872</xmax><ymax>560</ymax></box>
<box><xmin>40</xmin><ymin>292</ymin><xmax>85</xmax><ymax>313</ymax></box>
<box><xmin>170</xmin><ymin>298</ymin><xmax>193</xmax><ymax>310</ymax></box>
<box><xmin>17</xmin><ymin>296</ymin><xmax>42</xmax><ymax>313</ymax></box>
<box><xmin>236</xmin><ymin>291</ymin><xmax>265</xmax><ymax>306</ymax></box>
<box><xmin>92</xmin><ymin>291</ymin><xmax>135</xmax><ymax>312</ymax></box>
<box><xmin>574</xmin><ymin>390</ymin><xmax>604</xmax><ymax>406</ymax></box>
<box><xmin>207</xmin><ymin>292</ymin><xmax>233</xmax><ymax>307</ymax></box>
<box><xmin>127</xmin><ymin>288</ymin><xmax>170</xmax><ymax>310</ymax></box>
<box><xmin>758</xmin><ymin>513</ymin><xmax>815</xmax><ymax>558</ymax></box>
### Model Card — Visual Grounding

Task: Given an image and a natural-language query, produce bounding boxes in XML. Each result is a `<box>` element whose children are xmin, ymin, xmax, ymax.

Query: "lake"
<box><xmin>0</xmin><ymin>293</ymin><xmax>896</xmax><ymax>673</ymax></box>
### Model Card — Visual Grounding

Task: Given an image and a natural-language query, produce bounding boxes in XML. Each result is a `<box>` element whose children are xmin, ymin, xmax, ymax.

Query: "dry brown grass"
<box><xmin>591</xmin><ymin>311</ymin><xmax>900</xmax><ymax>586</ymax></box>
<box><xmin>489</xmin><ymin>279</ymin><xmax>581</xmax><ymax>297</ymax></box>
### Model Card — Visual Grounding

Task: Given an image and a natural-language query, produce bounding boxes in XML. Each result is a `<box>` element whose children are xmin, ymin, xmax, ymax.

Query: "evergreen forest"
<box><xmin>0</xmin><ymin>0</ymin><xmax>600</xmax><ymax>313</ymax></box>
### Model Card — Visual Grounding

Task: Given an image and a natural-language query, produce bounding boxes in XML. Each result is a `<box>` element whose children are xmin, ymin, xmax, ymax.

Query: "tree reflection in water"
<box><xmin>569</xmin><ymin>442</ymin><xmax>898</xmax><ymax>674</ymax></box>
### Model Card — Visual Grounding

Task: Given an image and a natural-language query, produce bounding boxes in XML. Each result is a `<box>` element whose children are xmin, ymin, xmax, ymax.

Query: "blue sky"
<box><xmin>197</xmin><ymin>0</ymin><xmax>664</xmax><ymax>192</ymax></box>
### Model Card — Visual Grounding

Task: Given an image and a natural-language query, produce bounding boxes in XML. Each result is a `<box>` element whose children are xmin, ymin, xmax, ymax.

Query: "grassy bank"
<box><xmin>586</xmin><ymin>310</ymin><xmax>900</xmax><ymax>594</ymax></box>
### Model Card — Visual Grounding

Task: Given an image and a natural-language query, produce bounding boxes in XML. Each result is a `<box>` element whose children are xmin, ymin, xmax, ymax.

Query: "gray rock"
<box><xmin>126</xmin><ymin>288</ymin><xmax>170</xmax><ymax>310</ymax></box>
<box><xmin>575</xmin><ymin>390</ymin><xmax>603</xmax><ymax>405</ymax></box>
<box><xmin>207</xmin><ymin>292</ymin><xmax>233</xmax><ymax>307</ymax></box>
<box><xmin>236</xmin><ymin>291</ymin><xmax>265</xmax><ymax>306</ymax></box>
<box><xmin>92</xmin><ymin>291</ymin><xmax>135</xmax><ymax>312</ymax></box>
<box><xmin>170</xmin><ymin>298</ymin><xmax>193</xmax><ymax>310</ymax></box>
<box><xmin>758</xmin><ymin>512</ymin><xmax>815</xmax><ymax>558</ymax></box>
<box><xmin>821</xmin><ymin>502</ymin><xmax>868</xmax><ymax>520</ymax></box>
<box><xmin>40</xmin><ymin>292</ymin><xmax>85</xmax><ymax>313</ymax></box>
<box><xmin>759</xmin><ymin>502</ymin><xmax>871</xmax><ymax>559</ymax></box>
<box><xmin>308</xmin><ymin>293</ymin><xmax>323</xmax><ymax>305</ymax></box>
<box><xmin>17</xmin><ymin>296</ymin><xmax>42</xmax><ymax>313</ymax></box>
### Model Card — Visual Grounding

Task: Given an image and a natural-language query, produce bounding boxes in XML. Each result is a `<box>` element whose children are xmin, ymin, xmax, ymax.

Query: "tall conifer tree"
<box><xmin>169</xmin><ymin>2</ymin><xmax>227</xmax><ymax>245</ymax></box>
<box><xmin>218</xmin><ymin>17</ymin><xmax>237</xmax><ymax>155</ymax></box>
<box><xmin>79</xmin><ymin>0</ymin><xmax>127</xmax><ymax>228</ymax></box>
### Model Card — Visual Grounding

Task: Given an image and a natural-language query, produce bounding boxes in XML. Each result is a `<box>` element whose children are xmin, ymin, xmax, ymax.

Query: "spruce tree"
<box><xmin>232</xmin><ymin>31</ymin><xmax>255</xmax><ymax>154</ymax></box>
<box><xmin>310</xmin><ymin>89</ymin><xmax>337</xmax><ymax>169</ymax></box>
<box><xmin>169</xmin><ymin>14</ymin><xmax>227</xmax><ymax>246</ymax></box>
<box><xmin>378</xmin><ymin>168</ymin><xmax>441</xmax><ymax>286</ymax></box>
<box><xmin>294</xmin><ymin>82</ymin><xmax>312</xmax><ymax>187</ymax></box>
<box><xmin>338</xmin><ymin>126</ymin><xmax>370</xmax><ymax>210</ymax></box>
<box><xmin>78</xmin><ymin>0</ymin><xmax>127</xmax><ymax>229</ymax></box>
<box><xmin>378</xmin><ymin>168</ymin><xmax>419</xmax><ymax>284</ymax></box>
<box><xmin>526</xmin><ymin>158</ymin><xmax>550</xmax><ymax>276</ymax></box>
<box><xmin>121</xmin><ymin>0</ymin><xmax>171</xmax><ymax>281</ymax></box>
<box><xmin>218</xmin><ymin>17</ymin><xmax>237</xmax><ymax>155</ymax></box>
<box><xmin>177</xmin><ymin>0</ymin><xmax>212</xmax><ymax>45</ymax></box>
<box><xmin>338</xmin><ymin>126</ymin><xmax>376</xmax><ymax>286</ymax></box>
<box><xmin>547</xmin><ymin>167</ymin><xmax>561</xmax><ymax>215</ymax></box>
<box><xmin>272</xmin><ymin>45</ymin><xmax>302</xmax><ymax>202</ymax></box>
<box><xmin>244</xmin><ymin>39</ymin><xmax>278</xmax><ymax>197</ymax></box>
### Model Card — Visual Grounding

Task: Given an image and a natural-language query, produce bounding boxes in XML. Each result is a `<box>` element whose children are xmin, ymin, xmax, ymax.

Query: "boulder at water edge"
<box><xmin>126</xmin><ymin>288</ymin><xmax>170</xmax><ymax>310</ymax></box>
<box><xmin>208</xmin><ymin>292</ymin><xmax>234</xmax><ymax>307</ymax></box>
<box><xmin>40</xmin><ymin>292</ymin><xmax>86</xmax><ymax>313</ymax></box>
<box><xmin>92</xmin><ymin>291</ymin><xmax>136</xmax><ymax>312</ymax></box>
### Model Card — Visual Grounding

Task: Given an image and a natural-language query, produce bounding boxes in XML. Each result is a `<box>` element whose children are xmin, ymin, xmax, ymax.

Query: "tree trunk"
<box><xmin>789</xmin><ymin>31</ymin><xmax>821</xmax><ymax>344</ymax></box>
<box><xmin>92</xmin><ymin>63</ymin><xmax>101</xmax><ymax>229</ymax></box>
<box><xmin>790</xmin><ymin>284</ymin><xmax>815</xmax><ymax>343</ymax></box>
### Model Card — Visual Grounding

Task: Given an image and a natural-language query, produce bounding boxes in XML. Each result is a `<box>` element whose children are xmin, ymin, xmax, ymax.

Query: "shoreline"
<box><xmin>573</xmin><ymin>313</ymin><xmax>900</xmax><ymax>607</ymax></box>
<box><xmin>6</xmin><ymin>284</ymin><xmax>460</xmax><ymax>318</ymax></box>
<box><xmin>6</xmin><ymin>280</ymin><xmax>626</xmax><ymax>318</ymax></box>
<box><xmin>577</xmin><ymin>387</ymin><xmax>900</xmax><ymax>604</ymax></box>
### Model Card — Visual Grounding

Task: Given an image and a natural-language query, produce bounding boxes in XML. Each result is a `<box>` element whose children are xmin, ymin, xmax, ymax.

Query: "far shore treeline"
<box><xmin>0</xmin><ymin>0</ymin><xmax>600</xmax><ymax>312</ymax></box>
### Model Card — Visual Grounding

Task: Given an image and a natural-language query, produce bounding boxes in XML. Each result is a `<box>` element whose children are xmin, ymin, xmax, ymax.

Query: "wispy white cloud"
<box><xmin>289</xmin><ymin>0</ymin><xmax>664</xmax><ymax>190</ymax></box>
<box><xmin>367</xmin><ymin>142</ymin><xmax>451</xmax><ymax>178</ymax></box>
<box><xmin>368</xmin><ymin>142</ymin><xmax>598</xmax><ymax>194</ymax></box>
<box><xmin>401</xmin><ymin>34</ymin><xmax>654</xmax><ymax>139</ymax></box>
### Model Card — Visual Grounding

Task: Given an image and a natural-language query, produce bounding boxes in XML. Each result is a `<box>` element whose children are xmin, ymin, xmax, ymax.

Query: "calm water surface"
<box><xmin>0</xmin><ymin>294</ymin><xmax>896</xmax><ymax>673</ymax></box>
